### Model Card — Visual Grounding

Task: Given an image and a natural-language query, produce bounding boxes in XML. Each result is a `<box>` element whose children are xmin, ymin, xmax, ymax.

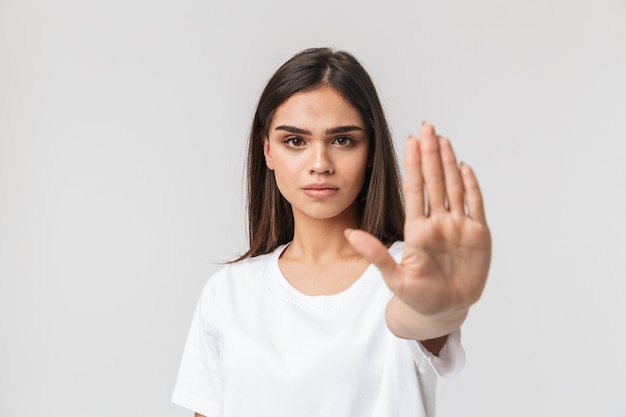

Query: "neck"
<box><xmin>285</xmin><ymin>211</ymin><xmax>360</xmax><ymax>263</ymax></box>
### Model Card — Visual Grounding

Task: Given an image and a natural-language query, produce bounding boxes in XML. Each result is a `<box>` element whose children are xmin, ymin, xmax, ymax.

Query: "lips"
<box><xmin>302</xmin><ymin>183</ymin><xmax>339</xmax><ymax>191</ymax></box>
<box><xmin>301</xmin><ymin>183</ymin><xmax>339</xmax><ymax>198</ymax></box>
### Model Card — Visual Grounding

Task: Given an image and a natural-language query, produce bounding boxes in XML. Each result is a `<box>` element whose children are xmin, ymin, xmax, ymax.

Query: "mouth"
<box><xmin>301</xmin><ymin>183</ymin><xmax>339</xmax><ymax>198</ymax></box>
<box><xmin>301</xmin><ymin>183</ymin><xmax>339</xmax><ymax>191</ymax></box>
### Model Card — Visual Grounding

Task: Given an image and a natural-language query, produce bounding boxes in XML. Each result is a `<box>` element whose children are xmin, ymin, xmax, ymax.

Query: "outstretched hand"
<box><xmin>346</xmin><ymin>122</ymin><xmax>491</xmax><ymax>339</ymax></box>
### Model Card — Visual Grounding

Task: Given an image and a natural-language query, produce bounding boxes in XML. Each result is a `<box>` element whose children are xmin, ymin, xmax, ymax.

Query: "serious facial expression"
<box><xmin>263</xmin><ymin>85</ymin><xmax>370</xmax><ymax>225</ymax></box>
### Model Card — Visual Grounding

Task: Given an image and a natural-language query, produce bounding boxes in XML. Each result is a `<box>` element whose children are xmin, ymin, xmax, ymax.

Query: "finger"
<box><xmin>439</xmin><ymin>136</ymin><xmax>465</xmax><ymax>215</ymax></box>
<box><xmin>344</xmin><ymin>228</ymin><xmax>398</xmax><ymax>279</ymax></box>
<box><xmin>403</xmin><ymin>135</ymin><xmax>425</xmax><ymax>220</ymax></box>
<box><xmin>460</xmin><ymin>162</ymin><xmax>487</xmax><ymax>223</ymax></box>
<box><xmin>419</xmin><ymin>123</ymin><xmax>446</xmax><ymax>213</ymax></box>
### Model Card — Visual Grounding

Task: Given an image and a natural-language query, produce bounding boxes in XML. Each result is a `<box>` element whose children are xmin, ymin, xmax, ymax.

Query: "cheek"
<box><xmin>271</xmin><ymin>153</ymin><xmax>298</xmax><ymax>177</ymax></box>
<box><xmin>270</xmin><ymin>153</ymin><xmax>304</xmax><ymax>193</ymax></box>
<box><xmin>348</xmin><ymin>154</ymin><xmax>370</xmax><ymax>183</ymax></box>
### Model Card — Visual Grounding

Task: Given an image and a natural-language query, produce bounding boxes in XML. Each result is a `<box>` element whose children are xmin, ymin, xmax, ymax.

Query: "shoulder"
<box><xmin>227</xmin><ymin>246</ymin><xmax>285</xmax><ymax>277</ymax></box>
<box><xmin>192</xmin><ymin>247</ymin><xmax>285</xmax><ymax>327</ymax></box>
<box><xmin>198</xmin><ymin>246</ymin><xmax>284</xmax><ymax>303</ymax></box>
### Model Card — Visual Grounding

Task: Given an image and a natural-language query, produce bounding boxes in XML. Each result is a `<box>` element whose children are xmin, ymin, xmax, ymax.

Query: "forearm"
<box><xmin>385</xmin><ymin>295</ymin><xmax>468</xmax><ymax>342</ymax></box>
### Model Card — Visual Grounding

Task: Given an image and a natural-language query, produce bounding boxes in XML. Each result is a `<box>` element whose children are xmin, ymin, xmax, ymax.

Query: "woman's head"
<box><xmin>240</xmin><ymin>47</ymin><xmax>404</xmax><ymax>259</ymax></box>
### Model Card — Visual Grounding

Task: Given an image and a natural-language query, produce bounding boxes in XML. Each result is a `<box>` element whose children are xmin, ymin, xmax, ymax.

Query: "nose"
<box><xmin>309</xmin><ymin>143</ymin><xmax>334</xmax><ymax>175</ymax></box>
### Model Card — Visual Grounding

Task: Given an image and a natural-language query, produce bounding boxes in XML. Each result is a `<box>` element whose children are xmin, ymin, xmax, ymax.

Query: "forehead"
<box><xmin>270</xmin><ymin>86</ymin><xmax>365</xmax><ymax>130</ymax></box>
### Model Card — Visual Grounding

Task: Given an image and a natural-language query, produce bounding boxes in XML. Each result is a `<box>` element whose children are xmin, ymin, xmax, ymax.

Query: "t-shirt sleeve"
<box><xmin>408</xmin><ymin>327</ymin><xmax>466</xmax><ymax>379</ymax></box>
<box><xmin>171</xmin><ymin>275</ymin><xmax>223</xmax><ymax>416</ymax></box>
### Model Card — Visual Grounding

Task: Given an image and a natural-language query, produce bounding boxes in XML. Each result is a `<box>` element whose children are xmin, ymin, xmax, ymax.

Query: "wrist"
<box><xmin>385</xmin><ymin>296</ymin><xmax>468</xmax><ymax>341</ymax></box>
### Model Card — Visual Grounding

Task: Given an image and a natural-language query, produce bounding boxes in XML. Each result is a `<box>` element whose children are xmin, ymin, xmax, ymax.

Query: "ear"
<box><xmin>263</xmin><ymin>137</ymin><xmax>275</xmax><ymax>170</ymax></box>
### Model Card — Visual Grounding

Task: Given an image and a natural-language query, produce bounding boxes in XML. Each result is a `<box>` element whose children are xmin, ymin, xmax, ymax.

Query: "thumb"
<box><xmin>344</xmin><ymin>229</ymin><xmax>398</xmax><ymax>279</ymax></box>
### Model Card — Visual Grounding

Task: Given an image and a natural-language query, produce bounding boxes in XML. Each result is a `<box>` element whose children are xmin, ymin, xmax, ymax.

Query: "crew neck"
<box><xmin>264</xmin><ymin>241</ymin><xmax>403</xmax><ymax>314</ymax></box>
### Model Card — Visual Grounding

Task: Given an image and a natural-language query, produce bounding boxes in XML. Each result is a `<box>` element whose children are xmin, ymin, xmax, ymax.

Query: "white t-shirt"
<box><xmin>172</xmin><ymin>241</ymin><xmax>465</xmax><ymax>417</ymax></box>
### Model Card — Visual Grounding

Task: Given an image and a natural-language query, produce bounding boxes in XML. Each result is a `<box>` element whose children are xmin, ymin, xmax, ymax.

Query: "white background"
<box><xmin>1</xmin><ymin>0</ymin><xmax>625</xmax><ymax>416</ymax></box>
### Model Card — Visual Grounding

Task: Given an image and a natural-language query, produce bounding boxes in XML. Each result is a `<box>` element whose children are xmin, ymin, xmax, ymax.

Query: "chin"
<box><xmin>293</xmin><ymin>204</ymin><xmax>359</xmax><ymax>224</ymax></box>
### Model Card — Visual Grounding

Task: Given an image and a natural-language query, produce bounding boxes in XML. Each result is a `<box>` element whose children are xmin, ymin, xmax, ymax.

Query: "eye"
<box><xmin>284</xmin><ymin>137</ymin><xmax>305</xmax><ymax>147</ymax></box>
<box><xmin>333</xmin><ymin>136</ymin><xmax>354</xmax><ymax>146</ymax></box>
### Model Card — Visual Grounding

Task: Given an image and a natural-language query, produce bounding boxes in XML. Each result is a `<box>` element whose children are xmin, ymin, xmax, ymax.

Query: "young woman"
<box><xmin>172</xmin><ymin>48</ymin><xmax>491</xmax><ymax>417</ymax></box>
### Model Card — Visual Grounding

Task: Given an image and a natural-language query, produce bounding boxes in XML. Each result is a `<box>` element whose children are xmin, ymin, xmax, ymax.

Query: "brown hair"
<box><xmin>235</xmin><ymin>47</ymin><xmax>404</xmax><ymax>261</ymax></box>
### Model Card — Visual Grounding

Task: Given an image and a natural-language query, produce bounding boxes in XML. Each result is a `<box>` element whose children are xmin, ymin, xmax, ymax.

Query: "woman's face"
<box><xmin>264</xmin><ymin>85</ymin><xmax>369</xmax><ymax>225</ymax></box>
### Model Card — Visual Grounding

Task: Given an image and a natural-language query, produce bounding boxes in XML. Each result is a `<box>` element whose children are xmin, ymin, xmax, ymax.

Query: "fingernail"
<box><xmin>344</xmin><ymin>228</ymin><xmax>354</xmax><ymax>238</ymax></box>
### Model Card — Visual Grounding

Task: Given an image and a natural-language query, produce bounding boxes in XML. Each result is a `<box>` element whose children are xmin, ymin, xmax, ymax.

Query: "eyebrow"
<box><xmin>274</xmin><ymin>125</ymin><xmax>364</xmax><ymax>135</ymax></box>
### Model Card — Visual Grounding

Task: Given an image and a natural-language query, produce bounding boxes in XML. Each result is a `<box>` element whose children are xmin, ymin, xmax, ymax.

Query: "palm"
<box><xmin>348</xmin><ymin>123</ymin><xmax>491</xmax><ymax>317</ymax></box>
<box><xmin>398</xmin><ymin>206</ymin><xmax>491</xmax><ymax>315</ymax></box>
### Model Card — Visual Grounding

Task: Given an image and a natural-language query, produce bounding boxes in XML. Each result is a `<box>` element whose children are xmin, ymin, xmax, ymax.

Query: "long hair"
<box><xmin>235</xmin><ymin>47</ymin><xmax>404</xmax><ymax>261</ymax></box>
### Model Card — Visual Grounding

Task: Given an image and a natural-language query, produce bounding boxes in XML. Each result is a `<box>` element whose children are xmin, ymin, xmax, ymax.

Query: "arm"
<box><xmin>386</xmin><ymin>295</ymin><xmax>460</xmax><ymax>356</ymax></box>
<box><xmin>419</xmin><ymin>335</ymin><xmax>449</xmax><ymax>357</ymax></box>
<box><xmin>346</xmin><ymin>122</ymin><xmax>491</xmax><ymax>346</ymax></box>
<box><xmin>195</xmin><ymin>414</ymin><xmax>206</xmax><ymax>417</ymax></box>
